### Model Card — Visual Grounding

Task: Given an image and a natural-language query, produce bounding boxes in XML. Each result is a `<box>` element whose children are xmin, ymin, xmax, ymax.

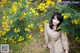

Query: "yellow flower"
<box><xmin>17</xmin><ymin>36</ymin><xmax>24</xmax><ymax>41</ymax></box>
<box><xmin>28</xmin><ymin>34</ymin><xmax>32</xmax><ymax>39</ymax></box>
<box><xmin>34</xmin><ymin>12</ymin><xmax>39</xmax><ymax>16</ymax></box>
<box><xmin>14</xmin><ymin>28</ymin><xmax>17</xmax><ymax>33</ymax></box>
<box><xmin>46</xmin><ymin>1</ymin><xmax>51</xmax><ymax>5</ymax></box>
<box><xmin>30</xmin><ymin>24</ymin><xmax>34</xmax><ymax>28</ymax></box>
<box><xmin>10</xmin><ymin>20</ymin><xmax>13</xmax><ymax>24</ymax></box>
<box><xmin>27</xmin><ymin>2</ymin><xmax>31</xmax><ymax>4</ymax></box>
<box><xmin>18</xmin><ymin>2</ymin><xmax>22</xmax><ymax>7</ymax></box>
<box><xmin>24</xmin><ymin>12</ymin><xmax>26</xmax><ymax>16</ymax></box>
<box><xmin>72</xmin><ymin>20</ymin><xmax>78</xmax><ymax>25</ymax></box>
<box><xmin>43</xmin><ymin>20</ymin><xmax>49</xmax><ymax>24</ymax></box>
<box><xmin>2</xmin><ymin>31</ymin><xmax>6</xmax><ymax>36</ymax></box>
<box><xmin>3</xmin><ymin>26</ymin><xmax>10</xmax><ymax>31</ymax></box>
<box><xmin>61</xmin><ymin>13</ymin><xmax>65</xmax><ymax>16</ymax></box>
<box><xmin>28</xmin><ymin>24</ymin><xmax>34</xmax><ymax>28</ymax></box>
<box><xmin>2</xmin><ymin>0</ymin><xmax>7</xmax><ymax>2</ymax></box>
<box><xmin>20</xmin><ymin>0</ymin><xmax>22</xmax><ymax>2</ymax></box>
<box><xmin>75</xmin><ymin>37</ymin><xmax>78</xmax><ymax>41</ymax></box>
<box><xmin>0</xmin><ymin>35</ymin><xmax>1</xmax><ymax>37</ymax></box>
<box><xmin>40</xmin><ymin>28</ymin><xmax>44</xmax><ymax>32</ymax></box>
<box><xmin>51</xmin><ymin>2</ymin><xmax>55</xmax><ymax>5</ymax></box>
<box><xmin>25</xmin><ymin>5</ymin><xmax>29</xmax><ymax>8</ymax></box>
<box><xmin>20</xmin><ymin>36</ymin><xmax>23</xmax><ymax>38</ymax></box>
<box><xmin>17</xmin><ymin>28</ymin><xmax>20</xmax><ymax>32</ymax></box>
<box><xmin>25</xmin><ymin>28</ymin><xmax>29</xmax><ymax>31</ymax></box>
<box><xmin>13</xmin><ymin>41</ymin><xmax>16</xmax><ymax>43</ymax></box>
<box><xmin>64</xmin><ymin>32</ymin><xmax>67</xmax><ymax>35</ymax></box>
<box><xmin>14</xmin><ymin>28</ymin><xmax>20</xmax><ymax>33</ymax></box>
<box><xmin>1</xmin><ymin>4</ymin><xmax>4</xmax><ymax>8</ymax></box>
<box><xmin>45</xmin><ymin>0</ymin><xmax>55</xmax><ymax>6</ymax></box>
<box><xmin>9</xmin><ymin>38</ymin><xmax>13</xmax><ymax>40</ymax></box>
<box><xmin>39</xmin><ymin>24</ymin><xmax>42</xmax><ymax>28</ymax></box>
<box><xmin>57</xmin><ymin>26</ymin><xmax>60</xmax><ymax>30</ymax></box>
<box><xmin>63</xmin><ymin>15</ymin><xmax>68</xmax><ymax>19</ymax></box>
<box><xmin>0</xmin><ymin>31</ymin><xmax>2</xmax><ymax>36</ymax></box>
<box><xmin>58</xmin><ymin>0</ymin><xmax>62</xmax><ymax>2</ymax></box>
<box><xmin>4</xmin><ymin>41</ymin><xmax>7</xmax><ymax>43</ymax></box>
<box><xmin>3</xmin><ymin>16</ymin><xmax>6</xmax><ymax>20</ymax></box>
<box><xmin>28</xmin><ymin>24</ymin><xmax>31</xmax><ymax>28</ymax></box>
<box><xmin>10</xmin><ymin>3</ymin><xmax>17</xmax><ymax>14</ymax></box>
<box><xmin>2</xmin><ymin>22</ymin><xmax>6</xmax><ymax>25</ymax></box>
<box><xmin>37</xmin><ymin>3</ymin><xmax>48</xmax><ymax>12</ymax></box>
<box><xmin>26</xmin><ymin>34</ymin><xmax>29</xmax><ymax>36</ymax></box>
<box><xmin>4</xmin><ymin>38</ymin><xmax>7</xmax><ymax>40</ymax></box>
<box><xmin>62</xmin><ymin>13</ymin><xmax>70</xmax><ymax>19</ymax></box>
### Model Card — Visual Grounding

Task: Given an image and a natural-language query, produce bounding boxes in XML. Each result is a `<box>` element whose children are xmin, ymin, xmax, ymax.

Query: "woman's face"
<box><xmin>52</xmin><ymin>15</ymin><xmax>60</xmax><ymax>26</ymax></box>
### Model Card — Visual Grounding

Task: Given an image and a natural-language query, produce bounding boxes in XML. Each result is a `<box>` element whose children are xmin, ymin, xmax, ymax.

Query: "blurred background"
<box><xmin>0</xmin><ymin>0</ymin><xmax>80</xmax><ymax>53</ymax></box>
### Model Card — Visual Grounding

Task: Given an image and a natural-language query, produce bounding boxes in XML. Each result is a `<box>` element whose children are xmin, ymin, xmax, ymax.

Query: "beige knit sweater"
<box><xmin>44</xmin><ymin>23</ymin><xmax>69</xmax><ymax>53</ymax></box>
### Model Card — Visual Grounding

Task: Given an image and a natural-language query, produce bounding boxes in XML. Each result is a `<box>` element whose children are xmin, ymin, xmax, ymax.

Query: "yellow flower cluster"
<box><xmin>28</xmin><ymin>34</ymin><xmax>32</xmax><ymax>39</ymax></box>
<box><xmin>26</xmin><ymin>1</ymin><xmax>31</xmax><ymax>4</ymax></box>
<box><xmin>38</xmin><ymin>24</ymin><xmax>44</xmax><ymax>32</ymax></box>
<box><xmin>0</xmin><ymin>0</ymin><xmax>7</xmax><ymax>5</ymax></box>
<box><xmin>25</xmin><ymin>24</ymin><xmax>34</xmax><ymax>31</ymax></box>
<box><xmin>3</xmin><ymin>15</ymin><xmax>6</xmax><ymax>20</ymax></box>
<box><xmin>37</xmin><ymin>3</ymin><xmax>49</xmax><ymax>12</ymax></box>
<box><xmin>4</xmin><ymin>38</ymin><xmax>7</xmax><ymax>40</ymax></box>
<box><xmin>75</xmin><ymin>37</ymin><xmax>80</xmax><ymax>43</ymax></box>
<box><xmin>14</xmin><ymin>28</ymin><xmax>20</xmax><ymax>33</ymax></box>
<box><xmin>43</xmin><ymin>20</ymin><xmax>49</xmax><ymax>24</ymax></box>
<box><xmin>2</xmin><ymin>15</ymin><xmax>13</xmax><ymax>32</ymax></box>
<box><xmin>39</xmin><ymin>19</ymin><xmax>49</xmax><ymax>33</ymax></box>
<box><xmin>40</xmin><ymin>28</ymin><xmax>44</xmax><ymax>33</ymax></box>
<box><xmin>26</xmin><ymin>34</ymin><xmax>32</xmax><ymax>39</ymax></box>
<box><xmin>18</xmin><ymin>2</ymin><xmax>22</xmax><ymax>7</ymax></box>
<box><xmin>10</xmin><ymin>2</ymin><xmax>17</xmax><ymax>14</ymax></box>
<box><xmin>17</xmin><ymin>36</ymin><xmax>24</xmax><ymax>42</ymax></box>
<box><xmin>8</xmin><ymin>37</ymin><xmax>16</xmax><ymax>43</ymax></box>
<box><xmin>10</xmin><ymin>2</ymin><xmax>22</xmax><ymax>14</ymax></box>
<box><xmin>62</xmin><ymin>13</ymin><xmax>70</xmax><ymax>19</ymax></box>
<box><xmin>57</xmin><ymin>0</ymin><xmax>62</xmax><ymax>2</ymax></box>
<box><xmin>25</xmin><ymin>5</ymin><xmax>29</xmax><ymax>8</ymax></box>
<box><xmin>20</xmin><ymin>12</ymin><xmax>27</xmax><ymax>20</ymax></box>
<box><xmin>20</xmin><ymin>0</ymin><xmax>22</xmax><ymax>2</ymax></box>
<box><xmin>2</xmin><ymin>0</ymin><xmax>7</xmax><ymax>2</ymax></box>
<box><xmin>72</xmin><ymin>19</ymin><xmax>80</xmax><ymax>25</ymax></box>
<box><xmin>45</xmin><ymin>0</ymin><xmax>55</xmax><ymax>5</ymax></box>
<box><xmin>30</xmin><ymin>8</ymin><xmax>39</xmax><ymax>16</ymax></box>
<box><xmin>2</xmin><ymin>20</ymin><xmax>10</xmax><ymax>31</ymax></box>
<box><xmin>4</xmin><ymin>38</ymin><xmax>8</xmax><ymax>43</ymax></box>
<box><xmin>28</xmin><ymin>24</ymin><xmax>34</xmax><ymax>28</ymax></box>
<box><xmin>0</xmin><ymin>31</ymin><xmax>6</xmax><ymax>36</ymax></box>
<box><xmin>64</xmin><ymin>32</ymin><xmax>67</xmax><ymax>35</ymax></box>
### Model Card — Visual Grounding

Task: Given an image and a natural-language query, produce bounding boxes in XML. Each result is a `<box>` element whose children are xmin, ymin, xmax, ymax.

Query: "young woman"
<box><xmin>43</xmin><ymin>12</ymin><xmax>69</xmax><ymax>53</ymax></box>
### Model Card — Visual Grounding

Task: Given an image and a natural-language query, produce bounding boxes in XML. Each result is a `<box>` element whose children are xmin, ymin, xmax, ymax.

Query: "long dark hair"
<box><xmin>49</xmin><ymin>12</ymin><xmax>63</xmax><ymax>31</ymax></box>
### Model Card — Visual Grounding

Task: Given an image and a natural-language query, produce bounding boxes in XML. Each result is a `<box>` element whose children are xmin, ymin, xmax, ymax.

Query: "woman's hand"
<box><xmin>65</xmin><ymin>50</ymin><xmax>68</xmax><ymax>53</ymax></box>
<box><xmin>43</xmin><ymin>45</ymin><xmax>48</xmax><ymax>48</ymax></box>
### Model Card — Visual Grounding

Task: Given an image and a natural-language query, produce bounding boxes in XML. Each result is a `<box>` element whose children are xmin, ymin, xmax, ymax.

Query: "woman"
<box><xmin>43</xmin><ymin>12</ymin><xmax>69</xmax><ymax>53</ymax></box>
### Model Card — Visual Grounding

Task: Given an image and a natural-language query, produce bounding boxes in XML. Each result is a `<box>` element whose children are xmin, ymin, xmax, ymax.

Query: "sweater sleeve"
<box><xmin>44</xmin><ymin>24</ymin><xmax>49</xmax><ymax>46</ymax></box>
<box><xmin>61</xmin><ymin>31</ymin><xmax>69</xmax><ymax>50</ymax></box>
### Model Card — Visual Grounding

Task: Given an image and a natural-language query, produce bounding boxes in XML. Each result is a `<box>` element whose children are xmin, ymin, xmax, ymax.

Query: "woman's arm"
<box><xmin>60</xmin><ymin>31</ymin><xmax>69</xmax><ymax>52</ymax></box>
<box><xmin>44</xmin><ymin>24</ymin><xmax>49</xmax><ymax>47</ymax></box>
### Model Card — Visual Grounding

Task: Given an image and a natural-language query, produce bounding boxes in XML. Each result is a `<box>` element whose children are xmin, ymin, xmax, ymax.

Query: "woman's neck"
<box><xmin>53</xmin><ymin>25</ymin><xmax>57</xmax><ymax>30</ymax></box>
